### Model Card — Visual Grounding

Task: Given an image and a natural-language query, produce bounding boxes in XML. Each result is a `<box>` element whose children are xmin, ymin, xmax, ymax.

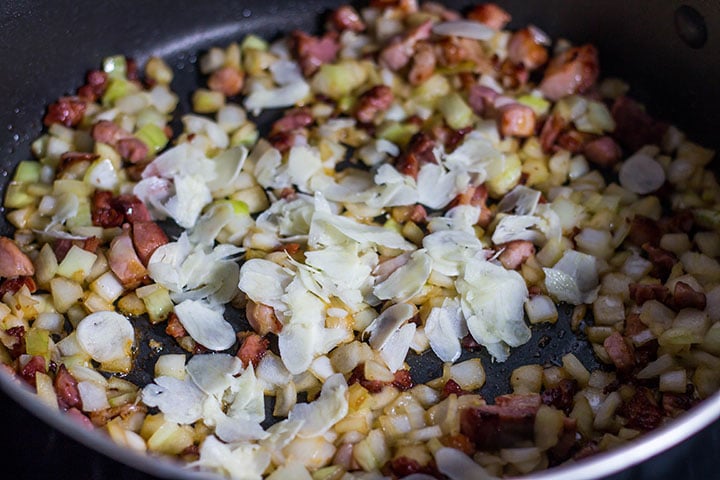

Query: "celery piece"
<box><xmin>225</xmin><ymin>199</ymin><xmax>250</xmax><ymax>216</ymax></box>
<box><xmin>438</xmin><ymin>92</ymin><xmax>474</xmax><ymax>130</ymax></box>
<box><xmin>230</xmin><ymin>123</ymin><xmax>259</xmax><ymax>148</ymax></box>
<box><xmin>384</xmin><ymin>218</ymin><xmax>402</xmax><ymax>234</ymax></box>
<box><xmin>241</xmin><ymin>34</ymin><xmax>269</xmax><ymax>52</ymax></box>
<box><xmin>103</xmin><ymin>55</ymin><xmax>127</xmax><ymax>79</ymax></box>
<box><xmin>411</xmin><ymin>73</ymin><xmax>450</xmax><ymax>107</ymax></box>
<box><xmin>4</xmin><ymin>182</ymin><xmax>35</xmax><ymax>209</ymax></box>
<box><xmin>144</xmin><ymin>56</ymin><xmax>173</xmax><ymax>85</ymax></box>
<box><xmin>135</xmin><ymin>124</ymin><xmax>169</xmax><ymax>153</ymax></box>
<box><xmin>25</xmin><ymin>328</ymin><xmax>51</xmax><ymax>362</ymax></box>
<box><xmin>13</xmin><ymin>161</ymin><xmax>42</xmax><ymax>183</ymax></box>
<box><xmin>311</xmin><ymin>61</ymin><xmax>368</xmax><ymax>100</ymax></box>
<box><xmin>517</xmin><ymin>94</ymin><xmax>551</xmax><ymax>116</ymax></box>
<box><xmin>136</xmin><ymin>285</ymin><xmax>173</xmax><ymax>324</ymax></box>
<box><xmin>192</xmin><ymin>89</ymin><xmax>225</xmax><ymax>114</ymax></box>
<box><xmin>66</xmin><ymin>198</ymin><xmax>92</xmax><ymax>229</ymax></box>
<box><xmin>377</xmin><ymin>121</ymin><xmax>420</xmax><ymax>146</ymax></box>
<box><xmin>102</xmin><ymin>78</ymin><xmax>131</xmax><ymax>106</ymax></box>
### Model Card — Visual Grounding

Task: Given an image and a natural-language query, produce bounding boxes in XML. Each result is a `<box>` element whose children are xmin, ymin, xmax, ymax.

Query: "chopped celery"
<box><xmin>102</xmin><ymin>78</ymin><xmax>132</xmax><ymax>106</ymax></box>
<box><xmin>103</xmin><ymin>55</ymin><xmax>127</xmax><ymax>79</ymax></box>
<box><xmin>241</xmin><ymin>34</ymin><xmax>269</xmax><ymax>52</ymax></box>
<box><xmin>517</xmin><ymin>94</ymin><xmax>551</xmax><ymax>116</ymax></box>
<box><xmin>376</xmin><ymin>121</ymin><xmax>420</xmax><ymax>146</ymax></box>
<box><xmin>136</xmin><ymin>285</ymin><xmax>173</xmax><ymax>324</ymax></box>
<box><xmin>230</xmin><ymin>123</ymin><xmax>259</xmax><ymax>147</ymax></box>
<box><xmin>192</xmin><ymin>89</ymin><xmax>225</xmax><ymax>113</ymax></box>
<box><xmin>135</xmin><ymin>123</ymin><xmax>169</xmax><ymax>153</ymax></box>
<box><xmin>144</xmin><ymin>56</ymin><xmax>173</xmax><ymax>85</ymax></box>
<box><xmin>13</xmin><ymin>161</ymin><xmax>42</xmax><ymax>183</ymax></box>
<box><xmin>25</xmin><ymin>328</ymin><xmax>51</xmax><ymax>362</ymax></box>
<box><xmin>411</xmin><ymin>73</ymin><xmax>450</xmax><ymax>107</ymax></box>
<box><xmin>438</xmin><ymin>92</ymin><xmax>474</xmax><ymax>130</ymax></box>
<box><xmin>66</xmin><ymin>198</ymin><xmax>92</xmax><ymax>229</ymax></box>
<box><xmin>383</xmin><ymin>218</ymin><xmax>402</xmax><ymax>234</ymax></box>
<box><xmin>311</xmin><ymin>61</ymin><xmax>368</xmax><ymax>100</ymax></box>
<box><xmin>4</xmin><ymin>182</ymin><xmax>35</xmax><ymax>209</ymax></box>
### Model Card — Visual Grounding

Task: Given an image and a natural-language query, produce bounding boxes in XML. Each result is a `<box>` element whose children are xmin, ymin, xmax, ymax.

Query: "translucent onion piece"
<box><xmin>619</xmin><ymin>153</ymin><xmax>666</xmax><ymax>194</ymax></box>
<box><xmin>435</xmin><ymin>447</ymin><xmax>495</xmax><ymax>480</ymax></box>
<box><xmin>432</xmin><ymin>20</ymin><xmax>495</xmax><ymax>41</ymax></box>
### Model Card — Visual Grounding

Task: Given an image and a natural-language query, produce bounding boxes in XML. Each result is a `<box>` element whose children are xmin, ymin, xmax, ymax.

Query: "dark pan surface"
<box><xmin>1</xmin><ymin>0</ymin><xmax>719</xmax><ymax>478</ymax></box>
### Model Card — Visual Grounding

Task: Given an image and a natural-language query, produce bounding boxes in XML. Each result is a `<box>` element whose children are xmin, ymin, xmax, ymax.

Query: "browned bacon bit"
<box><xmin>583</xmin><ymin>135</ymin><xmax>622</xmax><ymax>167</ymax></box>
<box><xmin>114</xmin><ymin>194</ymin><xmax>152</xmax><ymax>224</ymax></box>
<box><xmin>442</xmin><ymin>379</ymin><xmax>471</xmax><ymax>399</ymax></box>
<box><xmin>497</xmin><ymin>58</ymin><xmax>530</xmax><ymax>90</ymax></box>
<box><xmin>611</xmin><ymin>96</ymin><xmax>669</xmax><ymax>152</ymax></box>
<box><xmin>330</xmin><ymin>5</ymin><xmax>366</xmax><ymax>32</ymax></box>
<box><xmin>555</xmin><ymin>129</ymin><xmax>593</xmax><ymax>154</ymax></box>
<box><xmin>387</xmin><ymin>456</ymin><xmax>438</xmax><ymax>478</ymax></box>
<box><xmin>379</xmin><ymin>20</ymin><xmax>433</xmax><ymax>71</ymax></box>
<box><xmin>67</xmin><ymin>407</ymin><xmax>94</xmax><ymax>430</ymax></box>
<box><xmin>623</xmin><ymin>313</ymin><xmax>647</xmax><ymax>338</ymax></box>
<box><xmin>659</xmin><ymin>210</ymin><xmax>694</xmax><ymax>234</ymax></box>
<box><xmin>116</xmin><ymin>137</ymin><xmax>149</xmax><ymax>164</ymax></box>
<box><xmin>132</xmin><ymin>221</ymin><xmax>169</xmax><ymax>265</ymax></box>
<box><xmin>55</xmin><ymin>364</ymin><xmax>82</xmax><ymax>410</ymax></box>
<box><xmin>0</xmin><ymin>237</ymin><xmax>35</xmax><ymax>278</ymax></box>
<box><xmin>271</xmin><ymin>108</ymin><xmax>313</xmax><ymax>136</ymax></box>
<box><xmin>497</xmin><ymin>103</ymin><xmax>536</xmax><ymax>138</ymax></box>
<box><xmin>539</xmin><ymin>44</ymin><xmax>599</xmax><ymax>101</ymax></box>
<box><xmin>421</xmin><ymin>1</ymin><xmax>461</xmax><ymax>20</ymax></box>
<box><xmin>604</xmin><ymin>332</ymin><xmax>635</xmax><ymax>372</ymax></box>
<box><xmin>395</xmin><ymin>132</ymin><xmax>436</xmax><ymax>180</ymax></box>
<box><xmin>89</xmin><ymin>403</ymin><xmax>147</xmax><ymax>428</ymax></box>
<box><xmin>58</xmin><ymin>151</ymin><xmax>99</xmax><ymax>174</ymax></box>
<box><xmin>20</xmin><ymin>355</ymin><xmax>46</xmax><ymax>387</ymax></box>
<box><xmin>629</xmin><ymin>283</ymin><xmax>671</xmax><ymax>307</ymax></box>
<box><xmin>236</xmin><ymin>333</ymin><xmax>270</xmax><ymax>369</ymax></box>
<box><xmin>165</xmin><ymin>313</ymin><xmax>187</xmax><ymax>339</ymax></box>
<box><xmin>91</xmin><ymin>190</ymin><xmax>125</xmax><ymax>228</ymax></box>
<box><xmin>408</xmin><ymin>204</ymin><xmax>427</xmax><ymax>224</ymax></box>
<box><xmin>43</xmin><ymin>96</ymin><xmax>87</xmax><ymax>127</ymax></box>
<box><xmin>437</xmin><ymin>36</ymin><xmax>489</xmax><ymax>70</ymax></box>
<box><xmin>541</xmin><ymin>379</ymin><xmax>578</xmax><ymax>414</ymax></box>
<box><xmin>370</xmin><ymin>0</ymin><xmax>418</xmax><ymax>13</ymax></box>
<box><xmin>628</xmin><ymin>216</ymin><xmax>662</xmax><ymax>247</ymax></box>
<box><xmin>548</xmin><ymin>417</ymin><xmax>578</xmax><ymax>464</ymax></box>
<box><xmin>461</xmin><ymin>333</ymin><xmax>482</xmax><ymax>351</ymax></box>
<box><xmin>440</xmin><ymin>433</ymin><xmax>476</xmax><ymax>456</ymax></box>
<box><xmin>77</xmin><ymin>70</ymin><xmax>109</xmax><ymax>102</ymax></box>
<box><xmin>292</xmin><ymin>30</ymin><xmax>340</xmax><ymax>77</ymax></box>
<box><xmin>468</xmin><ymin>85</ymin><xmax>499</xmax><ymax>117</ymax></box>
<box><xmin>408</xmin><ymin>42</ymin><xmax>437</xmax><ymax>86</ymax></box>
<box><xmin>574</xmin><ymin>441</ymin><xmax>599</xmax><ymax>460</ymax></box>
<box><xmin>0</xmin><ymin>277</ymin><xmax>36</xmax><ymax>297</ymax></box>
<box><xmin>348</xmin><ymin>364</ymin><xmax>384</xmax><ymax>393</ymax></box>
<box><xmin>245</xmin><ymin>300</ymin><xmax>283</xmax><ymax>335</ymax></box>
<box><xmin>620</xmin><ymin>387</ymin><xmax>665</xmax><ymax>431</ymax></box>
<box><xmin>467</xmin><ymin>3</ymin><xmax>511</xmax><ymax>30</ymax></box>
<box><xmin>498</xmin><ymin>240</ymin><xmax>535</xmax><ymax>270</ymax></box>
<box><xmin>662</xmin><ymin>390</ymin><xmax>696</xmax><ymax>417</ymax></box>
<box><xmin>643</xmin><ymin>243</ymin><xmax>678</xmax><ymax>281</ymax></box>
<box><xmin>672</xmin><ymin>281</ymin><xmax>707</xmax><ymax>310</ymax></box>
<box><xmin>108</xmin><ymin>226</ymin><xmax>148</xmax><ymax>289</ymax></box>
<box><xmin>355</xmin><ymin>85</ymin><xmax>394</xmax><ymax>124</ymax></box>
<box><xmin>126</xmin><ymin>58</ymin><xmax>140</xmax><ymax>82</ymax></box>
<box><xmin>92</xmin><ymin>119</ymin><xmax>130</xmax><ymax>145</ymax></box>
<box><xmin>5</xmin><ymin>326</ymin><xmax>25</xmax><ymax>358</ymax></box>
<box><xmin>539</xmin><ymin>113</ymin><xmax>566</xmax><ymax>153</ymax></box>
<box><xmin>208</xmin><ymin>66</ymin><xmax>245</xmax><ymax>97</ymax></box>
<box><xmin>392</xmin><ymin>369</ymin><xmax>414</xmax><ymax>391</ymax></box>
<box><xmin>460</xmin><ymin>394</ymin><xmax>541</xmax><ymax>449</ymax></box>
<box><xmin>453</xmin><ymin>184</ymin><xmax>492</xmax><ymax>227</ymax></box>
<box><xmin>52</xmin><ymin>239</ymin><xmax>73</xmax><ymax>263</ymax></box>
<box><xmin>507</xmin><ymin>28</ymin><xmax>548</xmax><ymax>71</ymax></box>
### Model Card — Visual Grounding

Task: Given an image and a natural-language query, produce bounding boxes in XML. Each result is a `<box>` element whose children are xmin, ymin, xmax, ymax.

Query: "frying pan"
<box><xmin>1</xmin><ymin>0</ymin><xmax>719</xmax><ymax>478</ymax></box>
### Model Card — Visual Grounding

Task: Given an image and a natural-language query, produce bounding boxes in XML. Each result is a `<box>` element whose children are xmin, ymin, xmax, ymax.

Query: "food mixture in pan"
<box><xmin>1</xmin><ymin>1</ymin><xmax>719</xmax><ymax>478</ymax></box>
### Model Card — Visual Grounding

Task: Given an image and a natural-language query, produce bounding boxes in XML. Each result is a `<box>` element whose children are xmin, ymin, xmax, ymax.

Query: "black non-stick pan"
<box><xmin>1</xmin><ymin>1</ymin><xmax>719</xmax><ymax>479</ymax></box>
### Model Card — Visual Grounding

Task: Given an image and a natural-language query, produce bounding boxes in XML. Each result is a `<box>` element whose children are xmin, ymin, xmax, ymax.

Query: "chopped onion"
<box><xmin>619</xmin><ymin>153</ymin><xmax>666</xmax><ymax>194</ymax></box>
<box><xmin>75</xmin><ymin>311</ymin><xmax>134</xmax><ymax>363</ymax></box>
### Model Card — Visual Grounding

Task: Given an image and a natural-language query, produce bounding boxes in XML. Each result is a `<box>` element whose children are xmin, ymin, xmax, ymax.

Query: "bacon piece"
<box><xmin>0</xmin><ymin>237</ymin><xmax>35</xmax><ymax>278</ymax></box>
<box><xmin>643</xmin><ymin>243</ymin><xmax>678</xmax><ymax>281</ymax></box>
<box><xmin>467</xmin><ymin>3</ymin><xmax>511</xmax><ymax>30</ymax></box>
<box><xmin>440</xmin><ymin>433</ymin><xmax>475</xmax><ymax>456</ymax></box>
<box><xmin>468</xmin><ymin>85</ymin><xmax>499</xmax><ymax>117</ymax></box>
<box><xmin>408</xmin><ymin>204</ymin><xmax>427</xmax><ymax>223</ymax></box>
<box><xmin>392</xmin><ymin>369</ymin><xmax>414</xmax><ymax>391</ymax></box>
<box><xmin>507</xmin><ymin>28</ymin><xmax>548</xmax><ymax>70</ymax></box>
<box><xmin>498</xmin><ymin>240</ymin><xmax>535</xmax><ymax>270</ymax></box>
<box><xmin>387</xmin><ymin>456</ymin><xmax>437</xmax><ymax>478</ymax></box>
<box><xmin>236</xmin><ymin>333</ymin><xmax>269</xmax><ymax>369</ymax></box>
<box><xmin>330</xmin><ymin>5</ymin><xmax>366</xmax><ymax>32</ymax></box>
<box><xmin>114</xmin><ymin>194</ymin><xmax>152</xmax><ymax>224</ymax></box>
<box><xmin>584</xmin><ymin>136</ymin><xmax>622</xmax><ymax>168</ymax></box>
<box><xmin>539</xmin><ymin>45</ymin><xmax>599</xmax><ymax>101</ymax></box>
<box><xmin>89</xmin><ymin>403</ymin><xmax>146</xmax><ymax>427</ymax></box>
<box><xmin>421</xmin><ymin>1</ymin><xmax>460</xmax><ymax>20</ymax></box>
<box><xmin>355</xmin><ymin>85</ymin><xmax>394</xmax><ymax>124</ymax></box>
<box><xmin>58</xmin><ymin>151</ymin><xmax>99</xmax><ymax>174</ymax></box>
<box><xmin>55</xmin><ymin>364</ymin><xmax>82</xmax><ymax>410</ymax></box>
<box><xmin>604</xmin><ymin>332</ymin><xmax>635</xmax><ymax>372</ymax></box>
<box><xmin>442</xmin><ymin>378</ymin><xmax>471</xmax><ymax>398</ymax></box>
<box><xmin>91</xmin><ymin>190</ymin><xmax>125</xmax><ymax>228</ymax></box>
<box><xmin>673</xmin><ymin>281</ymin><xmax>706</xmax><ymax>310</ymax></box>
<box><xmin>628</xmin><ymin>216</ymin><xmax>662</xmax><ymax>247</ymax></box>
<box><xmin>437</xmin><ymin>36</ymin><xmax>491</xmax><ymax>72</ymax></box>
<box><xmin>541</xmin><ymin>379</ymin><xmax>577</xmax><ymax>414</ymax></box>
<box><xmin>548</xmin><ymin>417</ymin><xmax>578</xmax><ymax>464</ymax></box>
<box><xmin>43</xmin><ymin>96</ymin><xmax>86</xmax><ymax>127</ymax></box>
<box><xmin>20</xmin><ymin>355</ymin><xmax>46</xmax><ymax>387</ymax></box>
<box><xmin>408</xmin><ymin>42</ymin><xmax>437</xmax><ymax>86</ymax></box>
<box><xmin>165</xmin><ymin>312</ymin><xmax>187</xmax><ymax>338</ymax></box>
<box><xmin>245</xmin><ymin>300</ymin><xmax>283</xmax><ymax>335</ymax></box>
<box><xmin>292</xmin><ymin>30</ymin><xmax>340</xmax><ymax>77</ymax></box>
<box><xmin>91</xmin><ymin>119</ymin><xmax>131</xmax><ymax>145</ymax></box>
<box><xmin>461</xmin><ymin>394</ymin><xmax>541</xmax><ymax>449</ymax></box>
<box><xmin>108</xmin><ymin>227</ymin><xmax>147</xmax><ymax>289</ymax></box>
<box><xmin>611</xmin><ymin>96</ymin><xmax>668</xmax><ymax>152</ymax></box>
<box><xmin>271</xmin><ymin>108</ymin><xmax>313</xmax><ymax>136</ymax></box>
<box><xmin>116</xmin><ymin>138</ymin><xmax>149</xmax><ymax>164</ymax></box>
<box><xmin>620</xmin><ymin>386</ymin><xmax>665</xmax><ymax>431</ymax></box>
<box><xmin>4</xmin><ymin>326</ymin><xmax>25</xmax><ymax>358</ymax></box>
<box><xmin>629</xmin><ymin>283</ymin><xmax>671</xmax><ymax>306</ymax></box>
<box><xmin>131</xmin><ymin>221</ymin><xmax>168</xmax><ymax>265</ymax></box>
<box><xmin>67</xmin><ymin>408</ymin><xmax>94</xmax><ymax>430</ymax></box>
<box><xmin>395</xmin><ymin>132</ymin><xmax>436</xmax><ymax>180</ymax></box>
<box><xmin>370</xmin><ymin>0</ymin><xmax>418</xmax><ymax>13</ymax></box>
<box><xmin>379</xmin><ymin>20</ymin><xmax>433</xmax><ymax>71</ymax></box>
<box><xmin>497</xmin><ymin>103</ymin><xmax>536</xmax><ymax>138</ymax></box>
<box><xmin>662</xmin><ymin>390</ymin><xmax>695</xmax><ymax>417</ymax></box>
<box><xmin>453</xmin><ymin>184</ymin><xmax>492</xmax><ymax>227</ymax></box>
<box><xmin>0</xmin><ymin>277</ymin><xmax>36</xmax><ymax>297</ymax></box>
<box><xmin>208</xmin><ymin>66</ymin><xmax>245</xmax><ymax>96</ymax></box>
<box><xmin>348</xmin><ymin>364</ymin><xmax>413</xmax><ymax>393</ymax></box>
<box><xmin>77</xmin><ymin>70</ymin><xmax>109</xmax><ymax>102</ymax></box>
<box><xmin>658</xmin><ymin>210</ymin><xmax>694</xmax><ymax>234</ymax></box>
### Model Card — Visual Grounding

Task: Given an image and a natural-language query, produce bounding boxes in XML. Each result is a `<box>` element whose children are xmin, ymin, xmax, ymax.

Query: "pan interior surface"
<box><xmin>1</xmin><ymin>1</ymin><xmax>719</xmax><ymax>479</ymax></box>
